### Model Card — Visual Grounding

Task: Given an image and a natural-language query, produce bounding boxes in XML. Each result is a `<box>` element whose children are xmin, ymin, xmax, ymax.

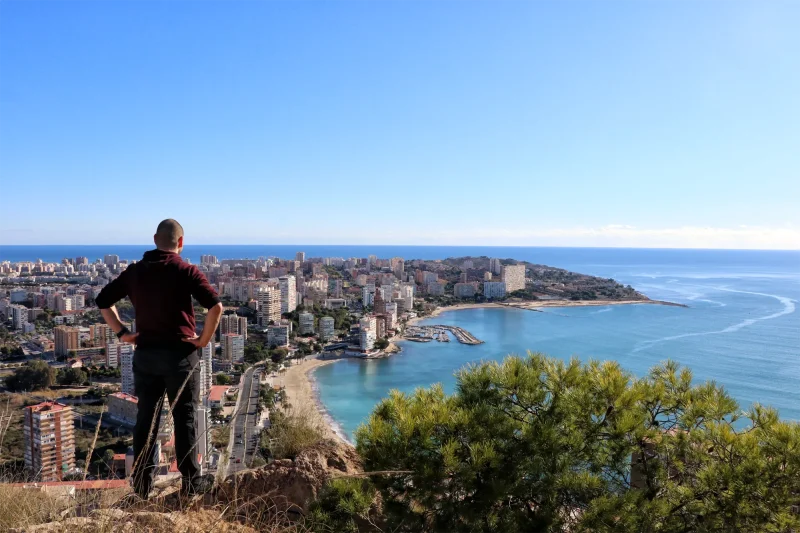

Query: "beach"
<box><xmin>405</xmin><ymin>299</ymin><xmax>683</xmax><ymax>327</ymax></box>
<box><xmin>280</xmin><ymin>357</ymin><xmax>349</xmax><ymax>444</ymax></box>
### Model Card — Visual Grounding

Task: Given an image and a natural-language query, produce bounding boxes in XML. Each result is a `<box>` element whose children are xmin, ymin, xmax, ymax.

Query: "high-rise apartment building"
<box><xmin>10</xmin><ymin>289</ymin><xmax>28</xmax><ymax>302</ymax></box>
<box><xmin>197</xmin><ymin>343</ymin><xmax>213</xmax><ymax>400</ymax></box>
<box><xmin>104</xmin><ymin>254</ymin><xmax>120</xmax><ymax>267</ymax></box>
<box><xmin>489</xmin><ymin>258</ymin><xmax>503</xmax><ymax>275</ymax></box>
<box><xmin>279</xmin><ymin>275</ymin><xmax>297</xmax><ymax>314</ymax></box>
<box><xmin>222</xmin><ymin>333</ymin><xmax>245</xmax><ymax>362</ymax></box>
<box><xmin>91</xmin><ymin>323</ymin><xmax>115</xmax><ymax>347</ymax></box>
<box><xmin>483</xmin><ymin>281</ymin><xmax>507</xmax><ymax>299</ymax></box>
<box><xmin>390</xmin><ymin>257</ymin><xmax>404</xmax><ymax>280</ymax></box>
<box><xmin>10</xmin><ymin>304</ymin><xmax>28</xmax><ymax>330</ymax></box>
<box><xmin>200</xmin><ymin>255</ymin><xmax>218</xmax><ymax>265</ymax></box>
<box><xmin>501</xmin><ymin>264</ymin><xmax>526</xmax><ymax>293</ymax></box>
<box><xmin>74</xmin><ymin>256</ymin><xmax>89</xmax><ymax>265</ymax></box>
<box><xmin>299</xmin><ymin>312</ymin><xmax>315</xmax><ymax>335</ymax></box>
<box><xmin>105</xmin><ymin>342</ymin><xmax>133</xmax><ymax>369</ymax></box>
<box><xmin>362</xmin><ymin>286</ymin><xmax>375</xmax><ymax>307</ymax></box>
<box><xmin>454</xmin><ymin>282</ymin><xmax>476</xmax><ymax>298</ymax></box>
<box><xmin>295</xmin><ymin>252</ymin><xmax>305</xmax><ymax>263</ymax></box>
<box><xmin>54</xmin><ymin>293</ymin><xmax>72</xmax><ymax>313</ymax></box>
<box><xmin>121</xmin><ymin>348</ymin><xmax>135</xmax><ymax>395</ymax></box>
<box><xmin>23</xmin><ymin>402</ymin><xmax>75</xmax><ymax>481</ymax></box>
<box><xmin>319</xmin><ymin>316</ymin><xmax>335</xmax><ymax>341</ymax></box>
<box><xmin>238</xmin><ymin>316</ymin><xmax>248</xmax><ymax>340</ymax></box>
<box><xmin>267</xmin><ymin>323</ymin><xmax>291</xmax><ymax>347</ymax></box>
<box><xmin>399</xmin><ymin>283</ymin><xmax>415</xmax><ymax>309</ymax></box>
<box><xmin>218</xmin><ymin>314</ymin><xmax>247</xmax><ymax>339</ymax></box>
<box><xmin>196</xmin><ymin>404</ymin><xmax>210</xmax><ymax>468</ymax></box>
<box><xmin>373</xmin><ymin>287</ymin><xmax>386</xmax><ymax>314</ymax></box>
<box><xmin>360</xmin><ymin>328</ymin><xmax>376</xmax><ymax>351</ymax></box>
<box><xmin>256</xmin><ymin>286</ymin><xmax>282</xmax><ymax>326</ymax></box>
<box><xmin>54</xmin><ymin>326</ymin><xmax>80</xmax><ymax>357</ymax></box>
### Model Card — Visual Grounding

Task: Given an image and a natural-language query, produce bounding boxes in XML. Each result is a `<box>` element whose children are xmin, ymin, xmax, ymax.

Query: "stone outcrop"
<box><xmin>218</xmin><ymin>439</ymin><xmax>362</xmax><ymax>514</ymax></box>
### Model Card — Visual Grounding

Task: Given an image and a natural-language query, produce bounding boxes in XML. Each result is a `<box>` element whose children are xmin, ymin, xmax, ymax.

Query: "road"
<box><xmin>226</xmin><ymin>365</ymin><xmax>262</xmax><ymax>476</ymax></box>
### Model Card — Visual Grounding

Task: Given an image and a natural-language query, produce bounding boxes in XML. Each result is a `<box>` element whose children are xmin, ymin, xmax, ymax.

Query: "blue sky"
<box><xmin>1</xmin><ymin>1</ymin><xmax>798</xmax><ymax>249</ymax></box>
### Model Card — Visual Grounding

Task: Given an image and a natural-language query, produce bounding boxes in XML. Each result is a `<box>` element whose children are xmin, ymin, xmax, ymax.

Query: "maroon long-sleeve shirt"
<box><xmin>96</xmin><ymin>249</ymin><xmax>220</xmax><ymax>351</ymax></box>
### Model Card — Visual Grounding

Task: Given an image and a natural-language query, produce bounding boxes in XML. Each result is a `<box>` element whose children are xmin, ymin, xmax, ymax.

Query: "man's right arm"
<box><xmin>96</xmin><ymin>269</ymin><xmax>137</xmax><ymax>342</ymax></box>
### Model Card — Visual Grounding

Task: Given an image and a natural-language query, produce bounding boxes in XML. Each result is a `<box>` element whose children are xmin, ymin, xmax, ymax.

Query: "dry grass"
<box><xmin>0</xmin><ymin>483</ymin><xmax>315</xmax><ymax>532</ymax></box>
<box><xmin>266</xmin><ymin>405</ymin><xmax>326</xmax><ymax>460</ymax></box>
<box><xmin>0</xmin><ymin>485</ymin><xmax>66</xmax><ymax>530</ymax></box>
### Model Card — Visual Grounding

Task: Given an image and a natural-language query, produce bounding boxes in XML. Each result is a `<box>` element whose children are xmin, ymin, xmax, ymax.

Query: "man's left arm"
<box><xmin>187</xmin><ymin>266</ymin><xmax>223</xmax><ymax>348</ymax></box>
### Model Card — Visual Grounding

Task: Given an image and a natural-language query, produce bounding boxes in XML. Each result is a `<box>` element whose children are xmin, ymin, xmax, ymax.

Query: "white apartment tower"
<box><xmin>319</xmin><ymin>316</ymin><xmax>335</xmax><ymax>341</ymax></box>
<box><xmin>10</xmin><ymin>304</ymin><xmax>28</xmax><ymax>330</ymax></box>
<box><xmin>279</xmin><ymin>275</ymin><xmax>297</xmax><ymax>314</ymax></box>
<box><xmin>257</xmin><ymin>286</ymin><xmax>282</xmax><ymax>326</ymax></box>
<box><xmin>106</xmin><ymin>342</ymin><xmax>133</xmax><ymax>369</ymax></box>
<box><xmin>222</xmin><ymin>333</ymin><xmax>245</xmax><ymax>362</ymax></box>
<box><xmin>197</xmin><ymin>342</ymin><xmax>213</xmax><ymax>400</ymax></box>
<box><xmin>362</xmin><ymin>286</ymin><xmax>375</xmax><ymax>307</ymax></box>
<box><xmin>483</xmin><ymin>281</ymin><xmax>507</xmax><ymax>299</ymax></box>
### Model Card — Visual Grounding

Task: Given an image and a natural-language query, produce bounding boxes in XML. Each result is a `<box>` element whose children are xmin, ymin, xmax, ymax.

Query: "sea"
<box><xmin>1</xmin><ymin>245</ymin><xmax>798</xmax><ymax>439</ymax></box>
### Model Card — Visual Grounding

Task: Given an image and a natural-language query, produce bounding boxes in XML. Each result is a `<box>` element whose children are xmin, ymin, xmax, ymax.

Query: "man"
<box><xmin>96</xmin><ymin>219</ymin><xmax>223</xmax><ymax>498</ymax></box>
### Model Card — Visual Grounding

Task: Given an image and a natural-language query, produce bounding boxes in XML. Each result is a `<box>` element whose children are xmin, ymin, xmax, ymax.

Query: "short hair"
<box><xmin>154</xmin><ymin>219</ymin><xmax>184</xmax><ymax>249</ymax></box>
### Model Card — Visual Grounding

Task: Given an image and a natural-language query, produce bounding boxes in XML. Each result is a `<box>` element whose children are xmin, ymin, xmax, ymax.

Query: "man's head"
<box><xmin>154</xmin><ymin>219</ymin><xmax>184</xmax><ymax>253</ymax></box>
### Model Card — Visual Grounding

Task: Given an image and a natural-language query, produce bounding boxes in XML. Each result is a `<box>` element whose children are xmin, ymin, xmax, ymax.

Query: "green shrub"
<box><xmin>308</xmin><ymin>477</ymin><xmax>378</xmax><ymax>533</ymax></box>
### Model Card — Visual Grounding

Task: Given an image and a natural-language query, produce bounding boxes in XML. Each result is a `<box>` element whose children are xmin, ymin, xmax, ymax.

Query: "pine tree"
<box><xmin>355</xmin><ymin>352</ymin><xmax>800</xmax><ymax>532</ymax></box>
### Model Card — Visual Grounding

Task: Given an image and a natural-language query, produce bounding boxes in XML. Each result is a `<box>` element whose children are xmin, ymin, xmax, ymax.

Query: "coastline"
<box><xmin>405</xmin><ymin>298</ymin><xmax>685</xmax><ymax>327</ymax></box>
<box><xmin>280</xmin><ymin>357</ymin><xmax>352</xmax><ymax>445</ymax></box>
<box><xmin>286</xmin><ymin>299</ymin><xmax>686</xmax><ymax>445</ymax></box>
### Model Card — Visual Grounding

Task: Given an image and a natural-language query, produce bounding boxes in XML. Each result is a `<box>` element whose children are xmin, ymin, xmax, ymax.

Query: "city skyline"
<box><xmin>1</xmin><ymin>1</ymin><xmax>799</xmax><ymax>249</ymax></box>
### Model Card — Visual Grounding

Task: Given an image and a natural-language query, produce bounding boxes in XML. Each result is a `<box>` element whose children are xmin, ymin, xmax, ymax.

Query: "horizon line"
<box><xmin>1</xmin><ymin>244</ymin><xmax>798</xmax><ymax>252</ymax></box>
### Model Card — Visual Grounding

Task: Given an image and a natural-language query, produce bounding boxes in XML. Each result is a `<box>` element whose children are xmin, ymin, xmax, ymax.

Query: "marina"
<box><xmin>403</xmin><ymin>324</ymin><xmax>484</xmax><ymax>345</ymax></box>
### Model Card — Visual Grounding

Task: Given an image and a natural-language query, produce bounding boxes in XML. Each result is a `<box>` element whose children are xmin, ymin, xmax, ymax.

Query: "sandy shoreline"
<box><xmin>405</xmin><ymin>298</ymin><xmax>682</xmax><ymax>327</ymax></box>
<box><xmin>280</xmin><ymin>357</ymin><xmax>351</xmax><ymax>445</ymax></box>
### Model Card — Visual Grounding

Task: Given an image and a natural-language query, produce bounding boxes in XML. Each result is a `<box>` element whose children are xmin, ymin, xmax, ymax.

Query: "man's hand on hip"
<box><xmin>183</xmin><ymin>336</ymin><xmax>206</xmax><ymax>349</ymax></box>
<box><xmin>121</xmin><ymin>332</ymin><xmax>139</xmax><ymax>344</ymax></box>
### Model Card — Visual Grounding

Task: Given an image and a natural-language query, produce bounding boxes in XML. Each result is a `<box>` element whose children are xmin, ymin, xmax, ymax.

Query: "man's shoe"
<box><xmin>181</xmin><ymin>473</ymin><xmax>215</xmax><ymax>497</ymax></box>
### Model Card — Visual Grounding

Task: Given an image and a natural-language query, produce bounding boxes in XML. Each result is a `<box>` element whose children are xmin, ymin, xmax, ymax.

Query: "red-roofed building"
<box><xmin>208</xmin><ymin>385</ymin><xmax>231</xmax><ymax>408</ymax></box>
<box><xmin>23</xmin><ymin>402</ymin><xmax>76</xmax><ymax>482</ymax></box>
<box><xmin>107</xmin><ymin>392</ymin><xmax>138</xmax><ymax>427</ymax></box>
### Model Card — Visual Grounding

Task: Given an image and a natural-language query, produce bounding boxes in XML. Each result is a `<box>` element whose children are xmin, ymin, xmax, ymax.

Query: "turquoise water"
<box><xmin>314</xmin><ymin>251</ymin><xmax>800</xmax><ymax>441</ymax></box>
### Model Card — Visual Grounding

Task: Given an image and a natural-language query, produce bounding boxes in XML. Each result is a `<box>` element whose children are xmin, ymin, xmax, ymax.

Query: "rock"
<box><xmin>218</xmin><ymin>439</ymin><xmax>362</xmax><ymax>514</ymax></box>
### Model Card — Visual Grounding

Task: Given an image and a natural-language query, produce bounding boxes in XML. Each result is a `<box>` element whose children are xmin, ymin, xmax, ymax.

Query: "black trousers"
<box><xmin>131</xmin><ymin>347</ymin><xmax>201</xmax><ymax>497</ymax></box>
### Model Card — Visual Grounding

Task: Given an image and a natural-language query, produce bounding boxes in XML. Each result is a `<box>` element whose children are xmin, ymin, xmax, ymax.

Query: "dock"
<box><xmin>403</xmin><ymin>325</ymin><xmax>483</xmax><ymax>345</ymax></box>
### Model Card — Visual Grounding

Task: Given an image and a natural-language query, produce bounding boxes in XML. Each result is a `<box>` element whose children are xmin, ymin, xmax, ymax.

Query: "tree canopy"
<box><xmin>354</xmin><ymin>352</ymin><xmax>800</xmax><ymax>532</ymax></box>
<box><xmin>5</xmin><ymin>360</ymin><xmax>56</xmax><ymax>392</ymax></box>
<box><xmin>214</xmin><ymin>373</ymin><xmax>232</xmax><ymax>385</ymax></box>
<box><xmin>56</xmin><ymin>367</ymin><xmax>88</xmax><ymax>386</ymax></box>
